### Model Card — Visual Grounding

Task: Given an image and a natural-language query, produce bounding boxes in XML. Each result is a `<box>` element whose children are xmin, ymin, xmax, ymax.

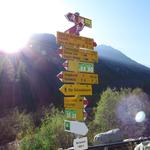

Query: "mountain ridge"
<box><xmin>97</xmin><ymin>44</ymin><xmax>150</xmax><ymax>72</ymax></box>
<box><xmin>0</xmin><ymin>33</ymin><xmax>150</xmax><ymax>111</ymax></box>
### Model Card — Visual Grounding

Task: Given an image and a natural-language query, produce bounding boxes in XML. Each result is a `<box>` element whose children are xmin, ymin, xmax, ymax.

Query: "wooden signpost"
<box><xmin>57</xmin><ymin>12</ymin><xmax>99</xmax><ymax>149</ymax></box>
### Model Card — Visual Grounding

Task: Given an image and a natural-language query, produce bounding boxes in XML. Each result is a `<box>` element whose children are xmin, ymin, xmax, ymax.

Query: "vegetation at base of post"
<box><xmin>20</xmin><ymin>107</ymin><xmax>74</xmax><ymax>150</ymax></box>
<box><xmin>0</xmin><ymin>87</ymin><xmax>150</xmax><ymax>149</ymax></box>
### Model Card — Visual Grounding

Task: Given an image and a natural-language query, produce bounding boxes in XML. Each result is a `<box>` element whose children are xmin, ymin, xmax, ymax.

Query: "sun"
<box><xmin>0</xmin><ymin>0</ymin><xmax>68</xmax><ymax>53</ymax></box>
<box><xmin>0</xmin><ymin>33</ymin><xmax>29</xmax><ymax>53</ymax></box>
<box><xmin>0</xmin><ymin>0</ymin><xmax>31</xmax><ymax>53</ymax></box>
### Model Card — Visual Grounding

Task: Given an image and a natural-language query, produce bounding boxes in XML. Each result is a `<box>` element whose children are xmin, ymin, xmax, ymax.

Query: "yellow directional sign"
<box><xmin>64</xmin><ymin>96</ymin><xmax>84</xmax><ymax>109</ymax></box>
<box><xmin>57</xmin><ymin>71</ymin><xmax>98</xmax><ymax>84</ymax></box>
<box><xmin>65</xmin><ymin>109</ymin><xmax>84</xmax><ymax>121</ymax></box>
<box><xmin>57</xmin><ymin>32</ymin><xmax>94</xmax><ymax>49</ymax></box>
<box><xmin>59</xmin><ymin>84</ymin><xmax>92</xmax><ymax>96</ymax></box>
<box><xmin>63</xmin><ymin>60</ymin><xmax>94</xmax><ymax>73</ymax></box>
<box><xmin>59</xmin><ymin>47</ymin><xmax>98</xmax><ymax>63</ymax></box>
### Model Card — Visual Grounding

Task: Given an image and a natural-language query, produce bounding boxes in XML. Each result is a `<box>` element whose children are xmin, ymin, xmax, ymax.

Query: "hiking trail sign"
<box><xmin>57</xmin><ymin>71</ymin><xmax>98</xmax><ymax>84</ymax></box>
<box><xmin>57</xmin><ymin>31</ymin><xmax>94</xmax><ymax>49</ymax></box>
<box><xmin>56</xmin><ymin>12</ymin><xmax>99</xmax><ymax>140</ymax></box>
<box><xmin>73</xmin><ymin>137</ymin><xmax>88</xmax><ymax>150</ymax></box>
<box><xmin>58</xmin><ymin>47</ymin><xmax>98</xmax><ymax>63</ymax></box>
<box><xmin>65</xmin><ymin>109</ymin><xmax>84</xmax><ymax>121</ymax></box>
<box><xmin>59</xmin><ymin>84</ymin><xmax>92</xmax><ymax>96</ymax></box>
<box><xmin>65</xmin><ymin>12</ymin><xmax>92</xmax><ymax>35</ymax></box>
<box><xmin>64</xmin><ymin>120</ymin><xmax>88</xmax><ymax>136</ymax></box>
<box><xmin>65</xmin><ymin>12</ymin><xmax>92</xmax><ymax>28</ymax></box>
<box><xmin>63</xmin><ymin>60</ymin><xmax>94</xmax><ymax>73</ymax></box>
<box><xmin>64</xmin><ymin>96</ymin><xmax>88</xmax><ymax>109</ymax></box>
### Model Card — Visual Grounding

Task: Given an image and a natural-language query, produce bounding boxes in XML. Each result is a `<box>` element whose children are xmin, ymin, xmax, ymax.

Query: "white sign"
<box><xmin>64</xmin><ymin>120</ymin><xmax>88</xmax><ymax>136</ymax></box>
<box><xmin>73</xmin><ymin>137</ymin><xmax>88</xmax><ymax>150</ymax></box>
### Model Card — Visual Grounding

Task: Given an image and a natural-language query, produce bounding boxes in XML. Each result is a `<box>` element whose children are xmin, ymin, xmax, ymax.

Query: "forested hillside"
<box><xmin>0</xmin><ymin>34</ymin><xmax>150</xmax><ymax>112</ymax></box>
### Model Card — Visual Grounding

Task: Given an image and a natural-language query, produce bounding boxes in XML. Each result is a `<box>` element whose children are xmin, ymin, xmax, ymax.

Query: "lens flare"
<box><xmin>115</xmin><ymin>94</ymin><xmax>149</xmax><ymax>137</ymax></box>
<box><xmin>116</xmin><ymin>95</ymin><xmax>145</xmax><ymax>124</ymax></box>
<box><xmin>135</xmin><ymin>111</ymin><xmax>146</xmax><ymax>123</ymax></box>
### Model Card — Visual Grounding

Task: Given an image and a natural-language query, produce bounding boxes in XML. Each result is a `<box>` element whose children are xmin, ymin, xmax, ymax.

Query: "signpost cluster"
<box><xmin>56</xmin><ymin>12</ymin><xmax>99</xmax><ymax>149</ymax></box>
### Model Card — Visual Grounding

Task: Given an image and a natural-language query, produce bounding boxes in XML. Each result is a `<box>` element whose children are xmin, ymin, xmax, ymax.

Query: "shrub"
<box><xmin>20</xmin><ymin>107</ymin><xmax>74</xmax><ymax>150</ymax></box>
<box><xmin>0</xmin><ymin>108</ymin><xmax>34</xmax><ymax>145</ymax></box>
<box><xmin>94</xmin><ymin>87</ymin><xmax>150</xmax><ymax>138</ymax></box>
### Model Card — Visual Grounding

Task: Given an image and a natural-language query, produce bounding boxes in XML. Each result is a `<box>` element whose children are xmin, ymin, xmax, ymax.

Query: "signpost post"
<box><xmin>56</xmin><ymin>12</ymin><xmax>99</xmax><ymax>149</ymax></box>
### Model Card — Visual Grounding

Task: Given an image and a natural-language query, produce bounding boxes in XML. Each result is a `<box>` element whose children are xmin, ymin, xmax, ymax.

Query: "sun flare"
<box><xmin>0</xmin><ymin>0</ymin><xmax>68</xmax><ymax>53</ymax></box>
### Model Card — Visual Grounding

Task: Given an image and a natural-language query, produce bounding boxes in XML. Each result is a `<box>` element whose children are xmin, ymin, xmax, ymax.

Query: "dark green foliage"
<box><xmin>94</xmin><ymin>88</ymin><xmax>122</xmax><ymax>130</ymax></box>
<box><xmin>94</xmin><ymin>88</ymin><xmax>150</xmax><ymax>138</ymax></box>
<box><xmin>20</xmin><ymin>107</ymin><xmax>74</xmax><ymax>150</ymax></box>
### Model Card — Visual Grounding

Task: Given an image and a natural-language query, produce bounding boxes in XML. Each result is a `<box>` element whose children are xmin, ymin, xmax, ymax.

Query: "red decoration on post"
<box><xmin>65</xmin><ymin>12</ymin><xmax>85</xmax><ymax>36</ymax></box>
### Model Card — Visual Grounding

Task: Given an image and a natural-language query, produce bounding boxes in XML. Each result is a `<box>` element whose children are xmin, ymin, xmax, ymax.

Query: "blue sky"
<box><xmin>0</xmin><ymin>0</ymin><xmax>149</xmax><ymax>67</ymax></box>
<box><xmin>63</xmin><ymin>0</ymin><xmax>150</xmax><ymax>67</ymax></box>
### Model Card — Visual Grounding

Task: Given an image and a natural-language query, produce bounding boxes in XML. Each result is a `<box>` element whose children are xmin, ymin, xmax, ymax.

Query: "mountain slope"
<box><xmin>95</xmin><ymin>45</ymin><xmax>150</xmax><ymax>95</ymax></box>
<box><xmin>0</xmin><ymin>34</ymin><xmax>150</xmax><ymax>111</ymax></box>
<box><xmin>97</xmin><ymin>45</ymin><xmax>150</xmax><ymax>71</ymax></box>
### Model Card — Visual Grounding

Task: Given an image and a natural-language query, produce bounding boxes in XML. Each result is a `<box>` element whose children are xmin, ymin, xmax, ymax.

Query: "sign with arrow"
<box><xmin>65</xmin><ymin>12</ymin><xmax>91</xmax><ymax>35</ymax></box>
<box><xmin>57</xmin><ymin>12</ymin><xmax>99</xmax><ymax>146</ymax></box>
<box><xmin>58</xmin><ymin>47</ymin><xmax>98</xmax><ymax>63</ymax></box>
<box><xmin>57</xmin><ymin>32</ymin><xmax>94</xmax><ymax>49</ymax></box>
<box><xmin>59</xmin><ymin>84</ymin><xmax>92</xmax><ymax>96</ymax></box>
<box><xmin>64</xmin><ymin>96</ymin><xmax>88</xmax><ymax>109</ymax></box>
<box><xmin>64</xmin><ymin>120</ymin><xmax>88</xmax><ymax>135</ymax></box>
<box><xmin>63</xmin><ymin>60</ymin><xmax>94</xmax><ymax>73</ymax></box>
<box><xmin>57</xmin><ymin>71</ymin><xmax>98</xmax><ymax>84</ymax></box>
<box><xmin>65</xmin><ymin>12</ymin><xmax>92</xmax><ymax>28</ymax></box>
<box><xmin>65</xmin><ymin>109</ymin><xmax>84</xmax><ymax>121</ymax></box>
